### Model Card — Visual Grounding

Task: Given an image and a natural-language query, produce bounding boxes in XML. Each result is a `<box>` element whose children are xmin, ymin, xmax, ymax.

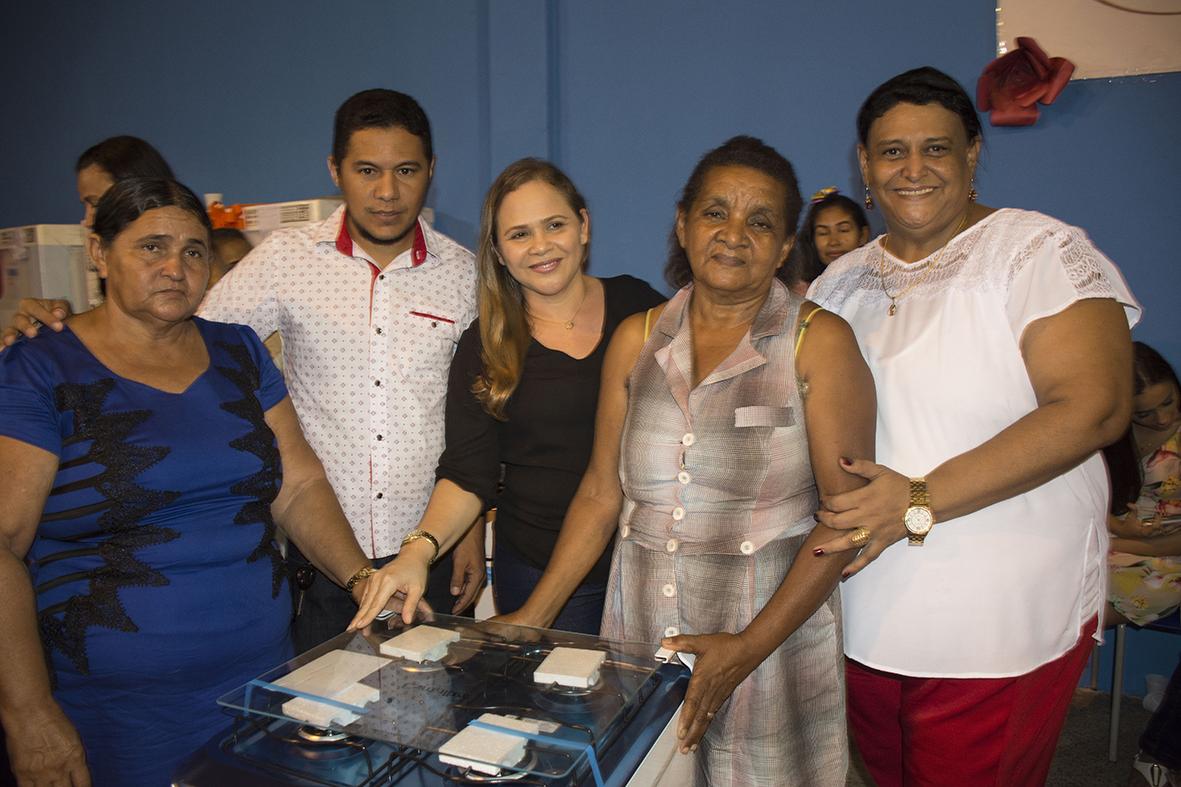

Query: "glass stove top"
<box><xmin>217</xmin><ymin>614</ymin><xmax>664</xmax><ymax>780</ymax></box>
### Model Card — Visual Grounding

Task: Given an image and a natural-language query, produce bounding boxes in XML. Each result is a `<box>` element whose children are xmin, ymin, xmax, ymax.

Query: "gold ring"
<box><xmin>849</xmin><ymin>527</ymin><xmax>871</xmax><ymax>546</ymax></box>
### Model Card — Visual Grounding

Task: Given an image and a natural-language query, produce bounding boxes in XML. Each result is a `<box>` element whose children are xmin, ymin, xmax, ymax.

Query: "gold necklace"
<box><xmin>527</xmin><ymin>283</ymin><xmax>588</xmax><ymax>330</ymax></box>
<box><xmin>879</xmin><ymin>212</ymin><xmax>969</xmax><ymax>317</ymax></box>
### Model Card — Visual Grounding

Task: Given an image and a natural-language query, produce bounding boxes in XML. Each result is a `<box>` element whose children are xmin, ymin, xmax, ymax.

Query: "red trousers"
<box><xmin>846</xmin><ymin>616</ymin><xmax>1097</xmax><ymax>787</ymax></box>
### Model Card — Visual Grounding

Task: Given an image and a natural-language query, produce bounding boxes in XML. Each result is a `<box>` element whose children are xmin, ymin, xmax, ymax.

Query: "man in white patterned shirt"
<box><xmin>4</xmin><ymin>90</ymin><xmax>486</xmax><ymax>653</ymax></box>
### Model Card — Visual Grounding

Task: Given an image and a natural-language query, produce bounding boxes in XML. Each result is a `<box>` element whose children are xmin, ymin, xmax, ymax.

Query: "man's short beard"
<box><xmin>353</xmin><ymin>217</ymin><xmax>416</xmax><ymax>248</ymax></box>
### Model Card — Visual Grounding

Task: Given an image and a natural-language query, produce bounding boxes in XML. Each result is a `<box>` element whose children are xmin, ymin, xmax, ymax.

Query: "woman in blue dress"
<box><xmin>0</xmin><ymin>178</ymin><xmax>399</xmax><ymax>786</ymax></box>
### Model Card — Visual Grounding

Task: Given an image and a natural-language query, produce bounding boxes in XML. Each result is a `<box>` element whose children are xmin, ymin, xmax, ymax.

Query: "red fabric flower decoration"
<box><xmin>977</xmin><ymin>37</ymin><xmax>1075</xmax><ymax>127</ymax></box>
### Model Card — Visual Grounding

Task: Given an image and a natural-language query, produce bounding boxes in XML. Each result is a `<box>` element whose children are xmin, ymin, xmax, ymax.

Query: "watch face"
<box><xmin>904</xmin><ymin>506</ymin><xmax>934</xmax><ymax>535</ymax></box>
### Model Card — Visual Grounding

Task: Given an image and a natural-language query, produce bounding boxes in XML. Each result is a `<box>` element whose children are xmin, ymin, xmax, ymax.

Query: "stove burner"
<box><xmin>448</xmin><ymin>749</ymin><xmax>539</xmax><ymax>782</ymax></box>
<box><xmin>536</xmin><ymin>681</ymin><xmax>598</xmax><ymax>697</ymax></box>
<box><xmin>525</xmin><ymin>676</ymin><xmax>624</xmax><ymax>720</ymax></box>
<box><xmin>397</xmin><ymin>660</ymin><xmax>446</xmax><ymax>674</ymax></box>
<box><xmin>297</xmin><ymin>725</ymin><xmax>349</xmax><ymax>743</ymax></box>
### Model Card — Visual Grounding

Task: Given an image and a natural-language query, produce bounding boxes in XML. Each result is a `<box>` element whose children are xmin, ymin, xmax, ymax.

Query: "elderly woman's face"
<box><xmin>90</xmin><ymin>206</ymin><xmax>211</xmax><ymax>326</ymax></box>
<box><xmin>676</xmin><ymin>165</ymin><xmax>793</xmax><ymax>298</ymax></box>
<box><xmin>859</xmin><ymin>102</ymin><xmax>979</xmax><ymax>240</ymax></box>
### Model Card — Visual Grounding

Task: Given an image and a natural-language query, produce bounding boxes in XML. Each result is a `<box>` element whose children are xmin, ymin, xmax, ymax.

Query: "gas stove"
<box><xmin>173</xmin><ymin>614</ymin><xmax>688</xmax><ymax>786</ymax></box>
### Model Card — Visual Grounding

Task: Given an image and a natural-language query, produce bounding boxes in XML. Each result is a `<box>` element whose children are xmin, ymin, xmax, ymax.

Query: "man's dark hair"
<box><xmin>331</xmin><ymin>89</ymin><xmax>433</xmax><ymax>166</ymax></box>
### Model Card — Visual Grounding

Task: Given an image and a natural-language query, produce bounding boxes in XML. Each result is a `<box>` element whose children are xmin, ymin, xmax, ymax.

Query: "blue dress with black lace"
<box><xmin>0</xmin><ymin>317</ymin><xmax>292</xmax><ymax>786</ymax></box>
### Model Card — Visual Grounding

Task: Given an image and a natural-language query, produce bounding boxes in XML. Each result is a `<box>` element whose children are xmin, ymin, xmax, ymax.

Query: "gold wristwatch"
<box><xmin>903</xmin><ymin>477</ymin><xmax>935</xmax><ymax>546</ymax></box>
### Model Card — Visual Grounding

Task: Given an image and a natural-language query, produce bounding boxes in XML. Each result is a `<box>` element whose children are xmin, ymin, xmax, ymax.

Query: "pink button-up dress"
<box><xmin>602</xmin><ymin>280</ymin><xmax>846</xmax><ymax>786</ymax></box>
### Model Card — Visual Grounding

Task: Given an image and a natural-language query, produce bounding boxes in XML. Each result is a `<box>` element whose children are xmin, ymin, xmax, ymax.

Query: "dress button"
<box><xmin>378</xmin><ymin>274</ymin><xmax>385</xmax><ymax>281</ymax></box>
<box><xmin>664</xmin><ymin>626</ymin><xmax>680</xmax><ymax>638</ymax></box>
<box><xmin>375</xmin><ymin>492</ymin><xmax>383</xmax><ymax>500</ymax></box>
<box><xmin>681</xmin><ymin>433</ymin><xmax>695</xmax><ymax>447</ymax></box>
<box><xmin>374</xmin><ymin>379</ymin><xmax>381</xmax><ymax>386</ymax></box>
<box><xmin>677</xmin><ymin>471</ymin><xmax>691</xmax><ymax>485</ymax></box>
<box><xmin>376</xmin><ymin>434</ymin><xmax>384</xmax><ymax>441</ymax></box>
<box><xmin>375</xmin><ymin>327</ymin><xmax>383</xmax><ymax>335</ymax></box>
<box><xmin>671</xmin><ymin>507</ymin><xmax>685</xmax><ymax>521</ymax></box>
<box><xmin>665</xmin><ymin>539</ymin><xmax>678</xmax><ymax>553</ymax></box>
<box><xmin>662</xmin><ymin>583</ymin><xmax>676</xmax><ymax>598</ymax></box>
<box><xmin>739</xmin><ymin>540</ymin><xmax>755</xmax><ymax>555</ymax></box>
<box><xmin>620</xmin><ymin>525</ymin><xmax>630</xmax><ymax>538</ymax></box>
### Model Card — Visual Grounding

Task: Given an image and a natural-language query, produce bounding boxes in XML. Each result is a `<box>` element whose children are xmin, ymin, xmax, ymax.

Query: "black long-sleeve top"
<box><xmin>436</xmin><ymin>275</ymin><xmax>665</xmax><ymax>583</ymax></box>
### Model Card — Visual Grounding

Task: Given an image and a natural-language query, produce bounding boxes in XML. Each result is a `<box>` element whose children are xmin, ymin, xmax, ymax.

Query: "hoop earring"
<box><xmin>863</xmin><ymin>184</ymin><xmax>874</xmax><ymax>211</ymax></box>
<box><xmin>968</xmin><ymin>180</ymin><xmax>978</xmax><ymax>203</ymax></box>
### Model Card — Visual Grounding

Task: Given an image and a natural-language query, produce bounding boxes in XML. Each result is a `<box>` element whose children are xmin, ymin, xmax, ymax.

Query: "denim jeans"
<box><xmin>492</xmin><ymin>540</ymin><xmax>606</xmax><ymax>636</ymax></box>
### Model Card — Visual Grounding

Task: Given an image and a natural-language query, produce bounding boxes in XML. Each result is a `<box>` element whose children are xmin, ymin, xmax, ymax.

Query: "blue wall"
<box><xmin>2</xmin><ymin>0</ymin><xmax>1179</xmax><ymax>689</ymax></box>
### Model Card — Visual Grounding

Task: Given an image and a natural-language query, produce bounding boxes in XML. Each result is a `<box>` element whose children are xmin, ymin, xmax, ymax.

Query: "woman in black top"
<box><xmin>361</xmin><ymin>158</ymin><xmax>662</xmax><ymax>634</ymax></box>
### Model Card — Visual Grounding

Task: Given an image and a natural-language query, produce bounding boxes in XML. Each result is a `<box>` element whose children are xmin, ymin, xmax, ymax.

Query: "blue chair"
<box><xmin>1108</xmin><ymin>608</ymin><xmax>1181</xmax><ymax>762</ymax></box>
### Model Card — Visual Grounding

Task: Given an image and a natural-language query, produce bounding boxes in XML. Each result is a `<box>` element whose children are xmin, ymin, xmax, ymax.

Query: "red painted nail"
<box><xmin>812</xmin><ymin>547</ymin><xmax>824</xmax><ymax>557</ymax></box>
<box><xmin>839</xmin><ymin>456</ymin><xmax>852</xmax><ymax>466</ymax></box>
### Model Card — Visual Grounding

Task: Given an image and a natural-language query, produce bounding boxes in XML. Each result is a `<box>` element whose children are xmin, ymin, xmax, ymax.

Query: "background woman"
<box><xmin>0</xmin><ymin>178</ymin><xmax>401</xmax><ymax>785</ymax></box>
<box><xmin>75</xmin><ymin>136</ymin><xmax>175</xmax><ymax>229</ymax></box>
<box><xmin>809</xmin><ymin>67</ymin><xmax>1139</xmax><ymax>785</ymax></box>
<box><xmin>1107</xmin><ymin>342</ymin><xmax>1181</xmax><ymax>623</ymax></box>
<box><xmin>1</xmin><ymin>136</ymin><xmax>176</xmax><ymax>349</ymax></box>
<box><xmin>1103</xmin><ymin>341</ymin><xmax>1181</xmax><ymax>786</ymax></box>
<box><xmin>487</xmin><ymin>136</ymin><xmax>876</xmax><ymax>785</ymax></box>
<box><xmin>353</xmin><ymin>158</ymin><xmax>662</xmax><ymax>634</ymax></box>
<box><xmin>809</xmin><ymin>189</ymin><xmax>869</xmax><ymax>266</ymax></box>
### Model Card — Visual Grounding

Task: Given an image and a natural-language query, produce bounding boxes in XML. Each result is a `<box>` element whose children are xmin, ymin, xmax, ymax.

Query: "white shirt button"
<box><xmin>662</xmin><ymin>583</ymin><xmax>676</xmax><ymax>598</ymax></box>
<box><xmin>620</xmin><ymin>525</ymin><xmax>630</xmax><ymax>538</ymax></box>
<box><xmin>681</xmin><ymin>433</ymin><xmax>695</xmax><ymax>447</ymax></box>
<box><xmin>664</xmin><ymin>626</ymin><xmax>680</xmax><ymax>638</ymax></box>
<box><xmin>739</xmin><ymin>540</ymin><xmax>755</xmax><ymax>555</ymax></box>
<box><xmin>665</xmin><ymin>538</ymin><xmax>679</xmax><ymax>553</ymax></box>
<box><xmin>677</xmin><ymin>471</ymin><xmax>691</xmax><ymax>485</ymax></box>
<box><xmin>672</xmin><ymin>507</ymin><xmax>685</xmax><ymax>521</ymax></box>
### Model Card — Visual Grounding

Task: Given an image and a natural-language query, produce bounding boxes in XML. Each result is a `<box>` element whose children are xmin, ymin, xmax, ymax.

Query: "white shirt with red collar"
<box><xmin>200</xmin><ymin>204</ymin><xmax>477</xmax><ymax>557</ymax></box>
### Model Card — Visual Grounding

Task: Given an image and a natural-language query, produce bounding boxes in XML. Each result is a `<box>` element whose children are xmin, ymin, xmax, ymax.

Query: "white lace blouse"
<box><xmin>809</xmin><ymin>208</ymin><xmax>1141</xmax><ymax>677</ymax></box>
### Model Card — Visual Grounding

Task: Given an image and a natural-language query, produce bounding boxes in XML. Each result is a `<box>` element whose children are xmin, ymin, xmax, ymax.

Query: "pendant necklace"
<box><xmin>528</xmin><ymin>283</ymin><xmax>588</xmax><ymax>330</ymax></box>
<box><xmin>879</xmin><ymin>212</ymin><xmax>969</xmax><ymax>317</ymax></box>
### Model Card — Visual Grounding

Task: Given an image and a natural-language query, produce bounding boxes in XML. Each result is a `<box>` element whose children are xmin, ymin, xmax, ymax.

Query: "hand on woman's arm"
<box><xmin>0</xmin><ymin>298</ymin><xmax>72</xmax><ymax>348</ymax></box>
<box><xmin>817</xmin><ymin>298</ymin><xmax>1132</xmax><ymax>571</ymax></box>
<box><xmin>0</xmin><ymin>437</ymin><xmax>90</xmax><ymax>786</ymax></box>
<box><xmin>497</xmin><ymin>313</ymin><xmax>647</xmax><ymax>628</ymax></box>
<box><xmin>665</xmin><ymin>307</ymin><xmax>876</xmax><ymax>751</ymax></box>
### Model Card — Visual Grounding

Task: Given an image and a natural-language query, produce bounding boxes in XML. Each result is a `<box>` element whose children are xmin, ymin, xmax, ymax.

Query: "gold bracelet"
<box><xmin>345</xmin><ymin>566</ymin><xmax>376</xmax><ymax>593</ymax></box>
<box><xmin>401</xmin><ymin>528</ymin><xmax>440</xmax><ymax>565</ymax></box>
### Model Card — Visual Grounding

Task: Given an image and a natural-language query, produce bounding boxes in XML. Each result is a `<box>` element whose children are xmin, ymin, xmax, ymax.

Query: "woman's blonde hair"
<box><xmin>473</xmin><ymin>158</ymin><xmax>589</xmax><ymax>420</ymax></box>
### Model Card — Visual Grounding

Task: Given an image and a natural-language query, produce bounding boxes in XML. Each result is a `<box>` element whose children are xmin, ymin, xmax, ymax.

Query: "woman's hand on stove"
<box><xmin>4</xmin><ymin>702</ymin><xmax>91</xmax><ymax>786</ymax></box>
<box><xmin>347</xmin><ymin>552</ymin><xmax>432</xmax><ymax>630</ymax></box>
<box><xmin>660</xmin><ymin>631</ymin><xmax>762</xmax><ymax>753</ymax></box>
<box><xmin>488</xmin><ymin>610</ymin><xmax>545</xmax><ymax>629</ymax></box>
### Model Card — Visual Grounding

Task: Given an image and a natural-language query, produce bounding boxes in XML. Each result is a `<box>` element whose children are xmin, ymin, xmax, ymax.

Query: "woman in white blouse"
<box><xmin>808</xmin><ymin>66</ymin><xmax>1140</xmax><ymax>786</ymax></box>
